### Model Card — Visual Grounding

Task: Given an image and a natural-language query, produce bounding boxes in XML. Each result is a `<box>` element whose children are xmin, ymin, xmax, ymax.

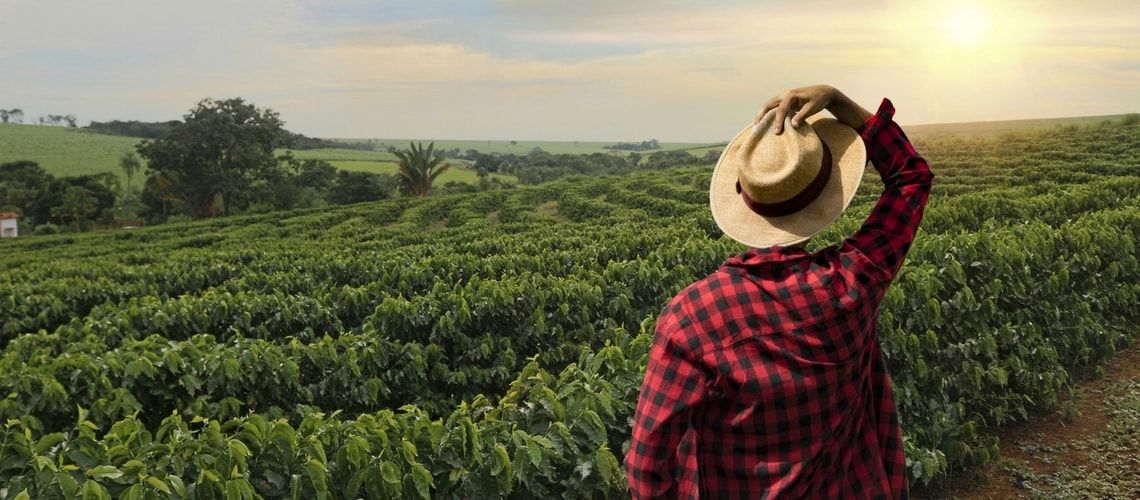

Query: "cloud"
<box><xmin>0</xmin><ymin>0</ymin><xmax>1136</xmax><ymax>141</ymax></box>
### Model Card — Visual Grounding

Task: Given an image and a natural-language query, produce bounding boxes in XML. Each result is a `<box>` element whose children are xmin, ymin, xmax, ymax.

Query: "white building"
<box><xmin>0</xmin><ymin>212</ymin><xmax>18</xmax><ymax>238</ymax></box>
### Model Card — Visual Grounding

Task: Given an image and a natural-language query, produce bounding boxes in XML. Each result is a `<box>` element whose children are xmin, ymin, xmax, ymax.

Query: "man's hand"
<box><xmin>755</xmin><ymin>85</ymin><xmax>872</xmax><ymax>134</ymax></box>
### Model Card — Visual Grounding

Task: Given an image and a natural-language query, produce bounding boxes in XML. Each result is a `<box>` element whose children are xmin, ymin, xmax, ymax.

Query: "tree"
<box><xmin>327</xmin><ymin>170</ymin><xmax>397</xmax><ymax>204</ymax></box>
<box><xmin>473</xmin><ymin>154</ymin><xmax>502</xmax><ymax>174</ymax></box>
<box><xmin>627</xmin><ymin>152</ymin><xmax>642</xmax><ymax>167</ymax></box>
<box><xmin>63</xmin><ymin>114</ymin><xmax>78</xmax><ymax>127</ymax></box>
<box><xmin>476</xmin><ymin>166</ymin><xmax>495</xmax><ymax>192</ymax></box>
<box><xmin>51</xmin><ymin>185</ymin><xmax>98</xmax><ymax>232</ymax></box>
<box><xmin>293</xmin><ymin>159</ymin><xmax>337</xmax><ymax>194</ymax></box>
<box><xmin>119</xmin><ymin>151</ymin><xmax>142</xmax><ymax>195</ymax></box>
<box><xmin>394</xmin><ymin>141</ymin><xmax>449</xmax><ymax>197</ymax></box>
<box><xmin>0</xmin><ymin>161</ymin><xmax>54</xmax><ymax>218</ymax></box>
<box><xmin>0</xmin><ymin>109</ymin><xmax>22</xmax><ymax>124</ymax></box>
<box><xmin>136</xmin><ymin>97</ymin><xmax>290</xmax><ymax>218</ymax></box>
<box><xmin>646</xmin><ymin>150</ymin><xmax>697</xmax><ymax>169</ymax></box>
<box><xmin>139</xmin><ymin>172</ymin><xmax>182</xmax><ymax>221</ymax></box>
<box><xmin>31</xmin><ymin>175</ymin><xmax>116</xmax><ymax>227</ymax></box>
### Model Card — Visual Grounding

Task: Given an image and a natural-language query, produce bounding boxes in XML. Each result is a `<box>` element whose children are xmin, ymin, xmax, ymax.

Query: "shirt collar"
<box><xmin>723</xmin><ymin>245</ymin><xmax>812</xmax><ymax>269</ymax></box>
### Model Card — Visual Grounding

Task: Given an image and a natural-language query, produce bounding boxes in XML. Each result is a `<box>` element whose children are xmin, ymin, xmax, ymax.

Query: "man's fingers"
<box><xmin>755</xmin><ymin>97</ymin><xmax>781</xmax><ymax>123</ymax></box>
<box><xmin>773</xmin><ymin>93</ymin><xmax>797</xmax><ymax>135</ymax></box>
<box><xmin>791</xmin><ymin>99</ymin><xmax>824</xmax><ymax>128</ymax></box>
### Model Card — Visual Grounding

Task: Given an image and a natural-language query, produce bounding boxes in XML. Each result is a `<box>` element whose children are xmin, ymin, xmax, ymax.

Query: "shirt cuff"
<box><xmin>857</xmin><ymin>98</ymin><xmax>895</xmax><ymax>143</ymax></box>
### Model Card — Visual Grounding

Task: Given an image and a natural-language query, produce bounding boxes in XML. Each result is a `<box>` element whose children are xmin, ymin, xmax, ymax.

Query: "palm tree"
<box><xmin>394</xmin><ymin>141</ymin><xmax>449</xmax><ymax>197</ymax></box>
<box><xmin>119</xmin><ymin>151</ymin><xmax>141</xmax><ymax>195</ymax></box>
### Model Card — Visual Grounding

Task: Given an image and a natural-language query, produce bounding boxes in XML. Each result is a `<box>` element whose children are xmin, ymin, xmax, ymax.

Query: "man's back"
<box><xmin>626</xmin><ymin>95</ymin><xmax>934</xmax><ymax>498</ymax></box>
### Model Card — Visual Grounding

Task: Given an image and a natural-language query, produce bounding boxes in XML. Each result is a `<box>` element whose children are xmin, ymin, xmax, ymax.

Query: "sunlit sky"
<box><xmin>1</xmin><ymin>0</ymin><xmax>1138</xmax><ymax>142</ymax></box>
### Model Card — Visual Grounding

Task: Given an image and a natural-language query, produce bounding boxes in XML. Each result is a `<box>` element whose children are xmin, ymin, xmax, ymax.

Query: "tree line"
<box><xmin>86</xmin><ymin>119</ymin><xmax>374</xmax><ymax>152</ymax></box>
<box><xmin>0</xmin><ymin>108</ymin><xmax>78</xmax><ymax>127</ymax></box>
<box><xmin>603</xmin><ymin>139</ymin><xmax>661</xmax><ymax>151</ymax></box>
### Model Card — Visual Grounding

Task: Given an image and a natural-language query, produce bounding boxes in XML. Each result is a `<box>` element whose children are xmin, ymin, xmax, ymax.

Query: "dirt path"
<box><xmin>914</xmin><ymin>342</ymin><xmax>1140</xmax><ymax>499</ymax></box>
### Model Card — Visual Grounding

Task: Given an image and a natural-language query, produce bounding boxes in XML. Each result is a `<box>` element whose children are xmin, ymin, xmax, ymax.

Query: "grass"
<box><xmin>333</xmin><ymin>138</ymin><xmax>712</xmax><ymax>156</ymax></box>
<box><xmin>327</xmin><ymin>160</ymin><xmax>516</xmax><ymax>184</ymax></box>
<box><xmin>284</xmin><ymin>148</ymin><xmax>397</xmax><ymax>162</ymax></box>
<box><xmin>905</xmin><ymin>113</ymin><xmax>1137</xmax><ymax>141</ymax></box>
<box><xmin>0</xmin><ymin>124</ymin><xmax>515</xmax><ymax>185</ymax></box>
<box><xmin>998</xmin><ymin>381</ymin><xmax>1140</xmax><ymax>499</ymax></box>
<box><xmin>0</xmin><ymin>123</ymin><xmax>143</xmax><ymax>181</ymax></box>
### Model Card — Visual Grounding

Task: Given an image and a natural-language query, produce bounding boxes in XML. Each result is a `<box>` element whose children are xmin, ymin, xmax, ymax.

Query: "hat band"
<box><xmin>735</xmin><ymin>142</ymin><xmax>833</xmax><ymax>217</ymax></box>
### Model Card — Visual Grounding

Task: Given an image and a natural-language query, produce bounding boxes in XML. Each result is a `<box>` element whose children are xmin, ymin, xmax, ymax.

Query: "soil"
<box><xmin>913</xmin><ymin>342</ymin><xmax>1140</xmax><ymax>499</ymax></box>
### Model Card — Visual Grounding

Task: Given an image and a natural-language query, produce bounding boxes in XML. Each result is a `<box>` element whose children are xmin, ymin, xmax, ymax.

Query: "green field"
<box><xmin>7</xmin><ymin>113</ymin><xmax>1133</xmax><ymax>186</ymax></box>
<box><xmin>0</xmin><ymin>125</ymin><xmax>519</xmax><ymax>186</ymax></box>
<box><xmin>1</xmin><ymin>117</ymin><xmax>1138</xmax><ymax>497</ymax></box>
<box><xmin>905</xmin><ymin>113</ymin><xmax>1138</xmax><ymax>140</ymax></box>
<box><xmin>326</xmin><ymin>160</ymin><xmax>517</xmax><ymax>184</ymax></box>
<box><xmin>286</xmin><ymin>148</ymin><xmax>518</xmax><ymax>184</ymax></box>
<box><xmin>0</xmin><ymin>123</ymin><xmax>143</xmax><ymax>180</ymax></box>
<box><xmin>338</xmin><ymin>138</ymin><xmax>710</xmax><ymax>155</ymax></box>
<box><xmin>285</xmin><ymin>148</ymin><xmax>397</xmax><ymax>162</ymax></box>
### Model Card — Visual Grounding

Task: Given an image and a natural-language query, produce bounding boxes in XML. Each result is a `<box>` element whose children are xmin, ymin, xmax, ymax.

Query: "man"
<box><xmin>625</xmin><ymin>85</ymin><xmax>934</xmax><ymax>498</ymax></box>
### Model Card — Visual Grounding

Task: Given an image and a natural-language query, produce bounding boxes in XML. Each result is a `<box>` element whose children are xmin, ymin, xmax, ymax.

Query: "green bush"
<box><xmin>32</xmin><ymin>223</ymin><xmax>60</xmax><ymax>235</ymax></box>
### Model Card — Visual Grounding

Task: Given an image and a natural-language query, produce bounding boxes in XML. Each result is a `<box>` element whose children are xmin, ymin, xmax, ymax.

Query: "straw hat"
<box><xmin>709</xmin><ymin>108</ymin><xmax>867</xmax><ymax>248</ymax></box>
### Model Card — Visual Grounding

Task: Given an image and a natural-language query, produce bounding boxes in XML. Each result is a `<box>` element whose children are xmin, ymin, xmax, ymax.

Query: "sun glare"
<box><xmin>943</xmin><ymin>4</ymin><xmax>992</xmax><ymax>48</ymax></box>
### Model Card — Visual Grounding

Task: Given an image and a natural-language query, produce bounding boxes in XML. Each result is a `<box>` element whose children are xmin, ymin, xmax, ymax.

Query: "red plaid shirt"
<box><xmin>625</xmin><ymin>99</ymin><xmax>933</xmax><ymax>499</ymax></box>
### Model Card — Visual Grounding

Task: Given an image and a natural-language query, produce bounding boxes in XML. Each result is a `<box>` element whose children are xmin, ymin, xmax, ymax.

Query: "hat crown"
<box><xmin>733</xmin><ymin>109</ymin><xmax>825</xmax><ymax>205</ymax></box>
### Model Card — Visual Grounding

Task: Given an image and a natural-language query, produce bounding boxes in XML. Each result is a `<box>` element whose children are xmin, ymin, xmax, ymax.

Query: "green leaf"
<box><xmin>346</xmin><ymin>435</ymin><xmax>369</xmax><ymax>468</ymax></box>
<box><xmin>59</xmin><ymin>473</ymin><xmax>81</xmax><ymax>497</ymax></box>
<box><xmin>34</xmin><ymin>433</ymin><xmax>66</xmax><ymax>454</ymax></box>
<box><xmin>202</xmin><ymin>469</ymin><xmax>222</xmax><ymax>483</ymax></box>
<box><xmin>168</xmin><ymin>475</ymin><xmax>188</xmax><ymax>498</ymax></box>
<box><xmin>86</xmin><ymin>465</ymin><xmax>123</xmax><ymax>480</ymax></box>
<box><xmin>67</xmin><ymin>449</ymin><xmax>97</xmax><ymax>469</ymax></box>
<box><xmin>225</xmin><ymin>480</ymin><xmax>244</xmax><ymax>500</ymax></box>
<box><xmin>411</xmin><ymin>463</ymin><xmax>432</xmax><ymax>499</ymax></box>
<box><xmin>401</xmin><ymin>439</ymin><xmax>417</xmax><ymax>465</ymax></box>
<box><xmin>490</xmin><ymin>444</ymin><xmax>509</xmax><ymax>475</ymax></box>
<box><xmin>121</xmin><ymin>459</ymin><xmax>146</xmax><ymax>474</ymax></box>
<box><xmin>594</xmin><ymin>445</ymin><xmax>621</xmax><ymax>487</ymax></box>
<box><xmin>80</xmin><ymin>479</ymin><xmax>112</xmax><ymax>500</ymax></box>
<box><xmin>228</xmin><ymin>439</ymin><xmax>251</xmax><ymax>460</ymax></box>
<box><xmin>379</xmin><ymin>461</ymin><xmax>400</xmax><ymax>485</ymax></box>
<box><xmin>146</xmin><ymin>476</ymin><xmax>172</xmax><ymax>494</ymax></box>
<box><xmin>304</xmin><ymin>459</ymin><xmax>328</xmax><ymax>500</ymax></box>
<box><xmin>120</xmin><ymin>484</ymin><xmax>144</xmax><ymax>500</ymax></box>
<box><xmin>526</xmin><ymin>439</ymin><xmax>542</xmax><ymax>467</ymax></box>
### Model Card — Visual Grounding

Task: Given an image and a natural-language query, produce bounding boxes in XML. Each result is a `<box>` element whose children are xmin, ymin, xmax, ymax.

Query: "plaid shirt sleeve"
<box><xmin>840</xmin><ymin>98</ymin><xmax>935</xmax><ymax>285</ymax></box>
<box><xmin>625</xmin><ymin>299</ymin><xmax>710</xmax><ymax>499</ymax></box>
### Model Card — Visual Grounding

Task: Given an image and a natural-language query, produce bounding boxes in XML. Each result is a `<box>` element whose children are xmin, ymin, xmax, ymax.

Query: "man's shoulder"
<box><xmin>666</xmin><ymin>267</ymin><xmax>741</xmax><ymax>311</ymax></box>
<box><xmin>655</xmin><ymin>268</ymin><xmax>747</xmax><ymax>348</ymax></box>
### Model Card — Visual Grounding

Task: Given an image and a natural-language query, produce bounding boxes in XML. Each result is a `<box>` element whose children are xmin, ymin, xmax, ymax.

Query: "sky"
<box><xmin>1</xmin><ymin>0</ymin><xmax>1138</xmax><ymax>142</ymax></box>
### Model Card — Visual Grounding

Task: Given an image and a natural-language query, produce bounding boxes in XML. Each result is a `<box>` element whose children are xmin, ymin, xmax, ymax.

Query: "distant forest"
<box><xmin>604</xmin><ymin>139</ymin><xmax>661</xmax><ymax>151</ymax></box>
<box><xmin>85</xmin><ymin>119</ymin><xmax>375</xmax><ymax>151</ymax></box>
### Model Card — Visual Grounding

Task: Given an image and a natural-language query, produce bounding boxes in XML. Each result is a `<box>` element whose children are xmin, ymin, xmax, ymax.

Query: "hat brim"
<box><xmin>709</xmin><ymin>117</ymin><xmax>867</xmax><ymax>248</ymax></box>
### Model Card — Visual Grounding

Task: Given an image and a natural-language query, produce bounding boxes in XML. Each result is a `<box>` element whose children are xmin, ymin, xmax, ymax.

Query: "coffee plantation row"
<box><xmin>1</xmin><ymin>120</ymin><xmax>1138</xmax><ymax>498</ymax></box>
